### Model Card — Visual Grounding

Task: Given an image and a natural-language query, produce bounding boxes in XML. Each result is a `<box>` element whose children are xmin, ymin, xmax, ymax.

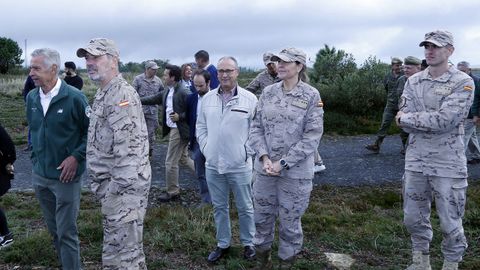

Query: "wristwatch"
<box><xmin>280</xmin><ymin>159</ymin><xmax>289</xmax><ymax>170</ymax></box>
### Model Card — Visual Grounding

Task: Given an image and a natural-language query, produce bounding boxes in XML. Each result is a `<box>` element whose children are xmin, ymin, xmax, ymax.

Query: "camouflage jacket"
<box><xmin>246</xmin><ymin>70</ymin><xmax>280</xmax><ymax>95</ymax></box>
<box><xmin>132</xmin><ymin>73</ymin><xmax>164</xmax><ymax>116</ymax></box>
<box><xmin>399</xmin><ymin>67</ymin><xmax>474</xmax><ymax>177</ymax></box>
<box><xmin>87</xmin><ymin>74</ymin><xmax>151</xmax><ymax>196</ymax></box>
<box><xmin>248</xmin><ymin>81</ymin><xmax>324</xmax><ymax>180</ymax></box>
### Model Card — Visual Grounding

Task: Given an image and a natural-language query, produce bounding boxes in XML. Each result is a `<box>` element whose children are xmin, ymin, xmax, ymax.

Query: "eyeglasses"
<box><xmin>218</xmin><ymin>69</ymin><xmax>236</xmax><ymax>75</ymax></box>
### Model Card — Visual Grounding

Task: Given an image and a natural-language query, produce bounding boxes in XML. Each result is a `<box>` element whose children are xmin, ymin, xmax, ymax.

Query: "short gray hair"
<box><xmin>457</xmin><ymin>61</ymin><xmax>470</xmax><ymax>68</ymax></box>
<box><xmin>31</xmin><ymin>48</ymin><xmax>61</xmax><ymax>75</ymax></box>
<box><xmin>218</xmin><ymin>56</ymin><xmax>239</xmax><ymax>69</ymax></box>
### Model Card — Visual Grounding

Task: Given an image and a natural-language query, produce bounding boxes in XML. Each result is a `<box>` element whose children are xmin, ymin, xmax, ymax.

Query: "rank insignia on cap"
<box><xmin>464</xmin><ymin>85</ymin><xmax>473</xmax><ymax>91</ymax></box>
<box><xmin>317</xmin><ymin>101</ymin><xmax>324</xmax><ymax>107</ymax></box>
<box><xmin>119</xmin><ymin>100</ymin><xmax>130</xmax><ymax>107</ymax></box>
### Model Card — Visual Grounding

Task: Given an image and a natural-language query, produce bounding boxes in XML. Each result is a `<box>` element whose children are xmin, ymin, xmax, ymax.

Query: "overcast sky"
<box><xmin>3</xmin><ymin>0</ymin><xmax>480</xmax><ymax>70</ymax></box>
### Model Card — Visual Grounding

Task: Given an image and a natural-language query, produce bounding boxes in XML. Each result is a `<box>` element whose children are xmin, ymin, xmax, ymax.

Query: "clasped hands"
<box><xmin>261</xmin><ymin>156</ymin><xmax>282</xmax><ymax>176</ymax></box>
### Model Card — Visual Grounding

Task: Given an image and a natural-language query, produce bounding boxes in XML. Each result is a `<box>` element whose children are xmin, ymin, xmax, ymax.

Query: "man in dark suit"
<box><xmin>186</xmin><ymin>69</ymin><xmax>211</xmax><ymax>205</ymax></box>
<box><xmin>142</xmin><ymin>64</ymin><xmax>194</xmax><ymax>201</ymax></box>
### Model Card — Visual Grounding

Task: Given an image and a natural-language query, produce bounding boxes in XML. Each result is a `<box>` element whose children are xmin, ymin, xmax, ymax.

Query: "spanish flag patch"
<box><xmin>119</xmin><ymin>100</ymin><xmax>130</xmax><ymax>107</ymax></box>
<box><xmin>317</xmin><ymin>101</ymin><xmax>324</xmax><ymax>107</ymax></box>
<box><xmin>464</xmin><ymin>85</ymin><xmax>473</xmax><ymax>91</ymax></box>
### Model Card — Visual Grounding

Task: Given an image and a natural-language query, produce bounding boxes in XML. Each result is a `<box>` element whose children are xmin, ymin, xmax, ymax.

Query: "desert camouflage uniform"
<box><xmin>87</xmin><ymin>74</ymin><xmax>151</xmax><ymax>270</ymax></box>
<box><xmin>399</xmin><ymin>66</ymin><xmax>474</xmax><ymax>262</ymax></box>
<box><xmin>246</xmin><ymin>70</ymin><xmax>280</xmax><ymax>96</ymax></box>
<box><xmin>248</xmin><ymin>81</ymin><xmax>323</xmax><ymax>260</ymax></box>
<box><xmin>132</xmin><ymin>73</ymin><xmax>164</xmax><ymax>151</ymax></box>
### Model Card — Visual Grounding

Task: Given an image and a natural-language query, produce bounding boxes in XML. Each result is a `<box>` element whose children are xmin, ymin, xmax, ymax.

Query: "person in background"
<box><xmin>141</xmin><ymin>64</ymin><xmax>194</xmax><ymax>202</ymax></box>
<box><xmin>194</xmin><ymin>50</ymin><xmax>219</xmax><ymax>89</ymax></box>
<box><xmin>395</xmin><ymin>56</ymin><xmax>422</xmax><ymax>154</ymax></box>
<box><xmin>27</xmin><ymin>48</ymin><xmax>89</xmax><ymax>269</ymax></box>
<box><xmin>0</xmin><ymin>124</ymin><xmax>16</xmax><ymax>249</ymax></box>
<box><xmin>180</xmin><ymin>63</ymin><xmax>194</xmax><ymax>91</ymax></box>
<box><xmin>396</xmin><ymin>30</ymin><xmax>474</xmax><ymax>270</ymax></box>
<box><xmin>246</xmin><ymin>52</ymin><xmax>279</xmax><ymax>96</ymax></box>
<box><xmin>248</xmin><ymin>47</ymin><xmax>323</xmax><ymax>269</ymax></box>
<box><xmin>365</xmin><ymin>57</ymin><xmax>404</xmax><ymax>154</ymax></box>
<box><xmin>22</xmin><ymin>75</ymin><xmax>36</xmax><ymax>152</ymax></box>
<box><xmin>186</xmin><ymin>69</ymin><xmax>212</xmax><ymax>206</ymax></box>
<box><xmin>457</xmin><ymin>61</ymin><xmax>480</xmax><ymax>164</ymax></box>
<box><xmin>64</xmin><ymin>61</ymin><xmax>84</xmax><ymax>90</ymax></box>
<box><xmin>132</xmin><ymin>61</ymin><xmax>164</xmax><ymax>157</ymax></box>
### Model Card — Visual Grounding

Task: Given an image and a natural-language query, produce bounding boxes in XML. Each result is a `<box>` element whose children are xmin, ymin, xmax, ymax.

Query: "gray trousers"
<box><xmin>253</xmin><ymin>174</ymin><xmax>312</xmax><ymax>260</ymax></box>
<box><xmin>403</xmin><ymin>170</ymin><xmax>468</xmax><ymax>262</ymax></box>
<box><xmin>32</xmin><ymin>173</ymin><xmax>81</xmax><ymax>269</ymax></box>
<box><xmin>463</xmin><ymin>119</ymin><xmax>480</xmax><ymax>160</ymax></box>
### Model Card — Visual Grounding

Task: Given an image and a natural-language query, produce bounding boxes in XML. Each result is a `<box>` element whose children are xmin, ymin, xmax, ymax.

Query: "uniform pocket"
<box><xmin>449</xmin><ymin>179</ymin><xmax>468</xmax><ymax>219</ymax></box>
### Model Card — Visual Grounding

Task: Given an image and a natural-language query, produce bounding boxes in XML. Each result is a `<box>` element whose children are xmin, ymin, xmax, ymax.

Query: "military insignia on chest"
<box><xmin>291</xmin><ymin>98</ymin><xmax>308</xmax><ymax>109</ymax></box>
<box><xmin>434</xmin><ymin>86</ymin><xmax>452</xmax><ymax>96</ymax></box>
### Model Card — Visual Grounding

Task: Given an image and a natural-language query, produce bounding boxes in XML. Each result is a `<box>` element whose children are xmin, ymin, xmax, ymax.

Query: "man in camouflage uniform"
<box><xmin>246</xmin><ymin>52</ymin><xmax>279</xmax><ymax>96</ymax></box>
<box><xmin>395</xmin><ymin>56</ymin><xmax>422</xmax><ymax>154</ymax></box>
<box><xmin>457</xmin><ymin>61</ymin><xmax>480</xmax><ymax>164</ymax></box>
<box><xmin>132</xmin><ymin>61</ymin><xmax>164</xmax><ymax>157</ymax></box>
<box><xmin>365</xmin><ymin>57</ymin><xmax>403</xmax><ymax>153</ymax></box>
<box><xmin>396</xmin><ymin>30</ymin><xmax>474</xmax><ymax>270</ymax></box>
<box><xmin>77</xmin><ymin>38</ymin><xmax>151</xmax><ymax>270</ymax></box>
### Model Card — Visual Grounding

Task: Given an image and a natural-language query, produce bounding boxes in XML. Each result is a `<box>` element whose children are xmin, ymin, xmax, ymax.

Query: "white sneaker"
<box><xmin>314</xmin><ymin>164</ymin><xmax>326</xmax><ymax>173</ymax></box>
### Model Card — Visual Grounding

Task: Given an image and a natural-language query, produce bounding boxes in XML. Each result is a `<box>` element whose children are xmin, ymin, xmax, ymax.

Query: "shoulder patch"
<box><xmin>317</xmin><ymin>101</ymin><xmax>324</xmax><ymax>107</ymax></box>
<box><xmin>464</xmin><ymin>85</ymin><xmax>473</xmax><ymax>91</ymax></box>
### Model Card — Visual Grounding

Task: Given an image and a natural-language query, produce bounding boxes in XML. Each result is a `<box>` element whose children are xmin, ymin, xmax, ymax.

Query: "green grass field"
<box><xmin>0</xmin><ymin>184</ymin><xmax>479</xmax><ymax>269</ymax></box>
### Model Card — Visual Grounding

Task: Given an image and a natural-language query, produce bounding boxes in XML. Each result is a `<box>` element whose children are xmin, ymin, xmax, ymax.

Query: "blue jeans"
<box><xmin>206</xmin><ymin>168</ymin><xmax>254</xmax><ymax>248</ymax></box>
<box><xmin>32</xmin><ymin>173</ymin><xmax>81</xmax><ymax>269</ymax></box>
<box><xmin>191</xmin><ymin>141</ymin><xmax>211</xmax><ymax>203</ymax></box>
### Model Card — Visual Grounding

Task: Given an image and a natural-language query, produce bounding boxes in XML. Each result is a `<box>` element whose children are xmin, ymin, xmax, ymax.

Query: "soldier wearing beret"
<box><xmin>78</xmin><ymin>38</ymin><xmax>151</xmax><ymax>270</ymax></box>
<box><xmin>248</xmin><ymin>47</ymin><xmax>323</xmax><ymax>269</ymax></box>
<box><xmin>365</xmin><ymin>57</ymin><xmax>404</xmax><ymax>154</ymax></box>
<box><xmin>396</xmin><ymin>30</ymin><xmax>474</xmax><ymax>270</ymax></box>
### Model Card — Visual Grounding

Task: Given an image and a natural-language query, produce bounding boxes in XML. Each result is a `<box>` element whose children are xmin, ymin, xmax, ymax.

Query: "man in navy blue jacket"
<box><xmin>186</xmin><ymin>69</ymin><xmax>211</xmax><ymax>205</ymax></box>
<box><xmin>195</xmin><ymin>50</ymin><xmax>219</xmax><ymax>89</ymax></box>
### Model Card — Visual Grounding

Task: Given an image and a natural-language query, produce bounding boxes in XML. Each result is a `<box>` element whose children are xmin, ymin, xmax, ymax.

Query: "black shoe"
<box><xmin>365</xmin><ymin>144</ymin><xmax>380</xmax><ymax>154</ymax></box>
<box><xmin>243</xmin><ymin>245</ymin><xmax>256</xmax><ymax>260</ymax></box>
<box><xmin>207</xmin><ymin>246</ymin><xmax>230</xmax><ymax>263</ymax></box>
<box><xmin>158</xmin><ymin>193</ymin><xmax>179</xmax><ymax>202</ymax></box>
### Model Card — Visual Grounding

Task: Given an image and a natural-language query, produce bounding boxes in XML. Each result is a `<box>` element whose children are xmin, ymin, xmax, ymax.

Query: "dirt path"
<box><xmin>11</xmin><ymin>134</ymin><xmax>480</xmax><ymax>191</ymax></box>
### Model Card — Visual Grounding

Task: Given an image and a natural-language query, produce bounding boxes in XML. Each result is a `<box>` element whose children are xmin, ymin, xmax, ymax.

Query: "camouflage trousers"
<box><xmin>377</xmin><ymin>102</ymin><xmax>398</xmax><ymax>138</ymax></box>
<box><xmin>253</xmin><ymin>174</ymin><xmax>312</xmax><ymax>260</ymax></box>
<box><xmin>144</xmin><ymin>114</ymin><xmax>159</xmax><ymax>150</ymax></box>
<box><xmin>92</xmin><ymin>176</ymin><xmax>151</xmax><ymax>270</ymax></box>
<box><xmin>403</xmin><ymin>170</ymin><xmax>468</xmax><ymax>262</ymax></box>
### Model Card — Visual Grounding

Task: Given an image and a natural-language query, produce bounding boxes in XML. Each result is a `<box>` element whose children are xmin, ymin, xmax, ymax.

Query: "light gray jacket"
<box><xmin>196</xmin><ymin>85</ymin><xmax>257</xmax><ymax>174</ymax></box>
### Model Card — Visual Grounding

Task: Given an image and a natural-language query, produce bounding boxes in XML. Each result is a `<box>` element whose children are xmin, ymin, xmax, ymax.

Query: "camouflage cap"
<box><xmin>404</xmin><ymin>56</ymin><xmax>421</xmax><ymax>66</ymax></box>
<box><xmin>391</xmin><ymin>57</ymin><xmax>403</xmax><ymax>64</ymax></box>
<box><xmin>76</xmin><ymin>38</ymin><xmax>119</xmax><ymax>58</ymax></box>
<box><xmin>271</xmin><ymin>47</ymin><xmax>307</xmax><ymax>65</ymax></box>
<box><xmin>263</xmin><ymin>52</ymin><xmax>274</xmax><ymax>66</ymax></box>
<box><xmin>145</xmin><ymin>61</ymin><xmax>159</xmax><ymax>69</ymax></box>
<box><xmin>419</xmin><ymin>30</ymin><xmax>454</xmax><ymax>47</ymax></box>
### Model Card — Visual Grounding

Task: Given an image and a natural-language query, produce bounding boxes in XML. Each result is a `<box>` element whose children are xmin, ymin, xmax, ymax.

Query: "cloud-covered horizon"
<box><xmin>3</xmin><ymin>0</ymin><xmax>480</xmax><ymax>69</ymax></box>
